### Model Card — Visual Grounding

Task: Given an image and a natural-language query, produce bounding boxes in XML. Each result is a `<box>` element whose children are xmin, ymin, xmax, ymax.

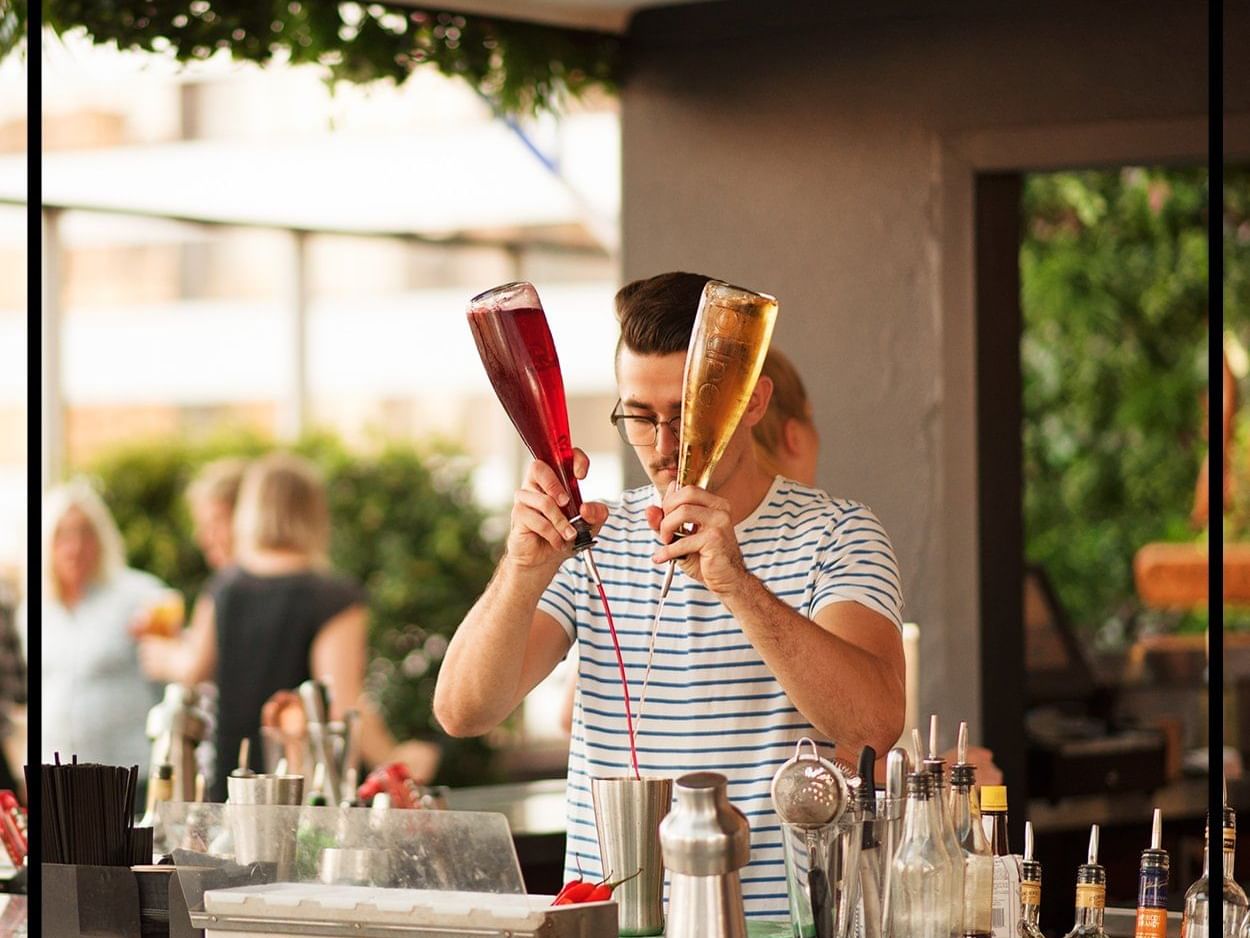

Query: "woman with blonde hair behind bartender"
<box><xmin>137</xmin><ymin>451</ymin><xmax>438</xmax><ymax>800</ymax></box>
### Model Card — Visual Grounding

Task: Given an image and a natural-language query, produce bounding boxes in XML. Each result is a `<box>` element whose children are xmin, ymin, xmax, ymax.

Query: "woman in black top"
<box><xmin>138</xmin><ymin>452</ymin><xmax>438</xmax><ymax>801</ymax></box>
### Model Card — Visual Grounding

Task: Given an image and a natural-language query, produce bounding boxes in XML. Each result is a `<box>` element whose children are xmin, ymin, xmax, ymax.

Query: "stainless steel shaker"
<box><xmin>659</xmin><ymin>771</ymin><xmax>750</xmax><ymax>938</ymax></box>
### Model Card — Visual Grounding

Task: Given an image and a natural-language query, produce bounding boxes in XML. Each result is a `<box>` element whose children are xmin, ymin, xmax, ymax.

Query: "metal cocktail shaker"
<box><xmin>660</xmin><ymin>772</ymin><xmax>751</xmax><ymax>938</ymax></box>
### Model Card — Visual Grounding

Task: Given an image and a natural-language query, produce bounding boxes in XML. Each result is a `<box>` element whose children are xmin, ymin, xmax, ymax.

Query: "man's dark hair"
<box><xmin>614</xmin><ymin>271</ymin><xmax>713</xmax><ymax>358</ymax></box>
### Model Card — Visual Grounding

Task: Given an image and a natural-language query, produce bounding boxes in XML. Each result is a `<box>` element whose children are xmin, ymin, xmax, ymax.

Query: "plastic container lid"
<box><xmin>981</xmin><ymin>785</ymin><xmax>1008</xmax><ymax>812</ymax></box>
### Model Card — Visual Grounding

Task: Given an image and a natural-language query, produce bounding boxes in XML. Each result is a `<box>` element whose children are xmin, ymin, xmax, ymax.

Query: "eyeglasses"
<box><xmin>610</xmin><ymin>401</ymin><xmax>682</xmax><ymax>447</ymax></box>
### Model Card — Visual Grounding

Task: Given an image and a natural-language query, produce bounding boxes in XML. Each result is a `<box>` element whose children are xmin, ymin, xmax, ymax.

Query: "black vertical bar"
<box><xmin>974</xmin><ymin>172</ymin><xmax>1028</xmax><ymax>843</ymax></box>
<box><xmin>1209</xmin><ymin>0</ymin><xmax>1225</xmax><ymax>912</ymax></box>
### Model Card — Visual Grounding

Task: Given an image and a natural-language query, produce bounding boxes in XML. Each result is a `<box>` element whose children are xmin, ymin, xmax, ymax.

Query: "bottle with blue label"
<box><xmin>1134</xmin><ymin>808</ymin><xmax>1168</xmax><ymax>938</ymax></box>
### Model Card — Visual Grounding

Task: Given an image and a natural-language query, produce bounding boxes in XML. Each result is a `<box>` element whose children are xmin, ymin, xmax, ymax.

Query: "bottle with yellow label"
<box><xmin>1134</xmin><ymin>808</ymin><xmax>1169</xmax><ymax>938</ymax></box>
<box><xmin>1062</xmin><ymin>825</ymin><xmax>1108</xmax><ymax>938</ymax></box>
<box><xmin>1018</xmin><ymin>821</ymin><xmax>1044</xmax><ymax>938</ymax></box>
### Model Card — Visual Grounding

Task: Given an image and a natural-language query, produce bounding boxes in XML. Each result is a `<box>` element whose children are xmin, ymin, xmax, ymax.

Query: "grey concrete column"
<box><xmin>42</xmin><ymin>207</ymin><xmax>63</xmax><ymax>491</ymax></box>
<box><xmin>279</xmin><ymin>229</ymin><xmax>309</xmax><ymax>441</ymax></box>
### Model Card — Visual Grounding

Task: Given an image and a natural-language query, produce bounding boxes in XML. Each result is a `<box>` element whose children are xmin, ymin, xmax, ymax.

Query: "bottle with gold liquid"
<box><xmin>676</xmin><ymin>279</ymin><xmax>779</xmax><ymax>490</ymax></box>
<box><xmin>1062</xmin><ymin>825</ymin><xmax>1108</xmax><ymax>938</ymax></box>
<box><xmin>656</xmin><ymin>279</ymin><xmax>778</xmax><ymax>600</ymax></box>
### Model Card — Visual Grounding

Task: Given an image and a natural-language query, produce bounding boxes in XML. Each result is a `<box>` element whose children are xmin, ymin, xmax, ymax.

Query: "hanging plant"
<box><xmin>10</xmin><ymin>1</ymin><xmax>621</xmax><ymax>116</ymax></box>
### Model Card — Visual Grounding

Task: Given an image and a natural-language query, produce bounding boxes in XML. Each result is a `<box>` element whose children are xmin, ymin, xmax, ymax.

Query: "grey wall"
<box><xmin>618</xmin><ymin>0</ymin><xmax>1243</xmax><ymax>753</ymax></box>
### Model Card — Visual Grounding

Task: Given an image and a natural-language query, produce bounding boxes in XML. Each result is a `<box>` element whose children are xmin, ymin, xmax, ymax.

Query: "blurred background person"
<box><xmin>137</xmin><ymin>452</ymin><xmax>438</xmax><ymax>801</ymax></box>
<box><xmin>751</xmin><ymin>346</ymin><xmax>821</xmax><ymax>485</ymax></box>
<box><xmin>42</xmin><ymin>479</ymin><xmax>172</xmax><ymax>776</ymax></box>
<box><xmin>187</xmin><ymin>458</ymin><xmax>248</xmax><ymax>572</ymax></box>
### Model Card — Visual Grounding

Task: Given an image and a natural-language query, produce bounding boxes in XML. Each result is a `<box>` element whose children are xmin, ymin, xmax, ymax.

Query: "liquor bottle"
<box><xmin>677</xmin><ymin>280</ymin><xmax>779</xmax><ymax>490</ymax></box>
<box><xmin>1019</xmin><ymin>821</ymin><xmax>1045</xmax><ymax>938</ymax></box>
<box><xmin>923</xmin><ymin>716</ymin><xmax>967</xmax><ymax>937</ymax></box>
<box><xmin>1062</xmin><ymin>825</ymin><xmax>1108</xmax><ymax>938</ymax></box>
<box><xmin>1134</xmin><ymin>808</ymin><xmax>1168</xmax><ymax>938</ymax></box>
<box><xmin>890</xmin><ymin>768</ymin><xmax>955</xmax><ymax>938</ymax></box>
<box><xmin>1182</xmin><ymin>799</ymin><xmax>1249</xmax><ymax>937</ymax></box>
<box><xmin>982</xmin><ymin>784</ymin><xmax>1023</xmax><ymax>938</ymax></box>
<box><xmin>139</xmin><ymin>763</ymin><xmax>174</xmax><ymax>828</ymax></box>
<box><xmin>950</xmin><ymin>722</ymin><xmax>994</xmax><ymax>938</ymax></box>
<box><xmin>466</xmin><ymin>281</ymin><xmax>596</xmax><ymax>551</ymax></box>
<box><xmin>658</xmin><ymin>279</ymin><xmax>778</xmax><ymax>600</ymax></box>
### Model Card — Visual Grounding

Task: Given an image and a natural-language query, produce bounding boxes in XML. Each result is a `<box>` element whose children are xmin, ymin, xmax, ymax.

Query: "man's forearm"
<box><xmin>433</xmin><ymin>558</ymin><xmax>555</xmax><ymax>737</ymax></box>
<box><xmin>721</xmin><ymin>575</ymin><xmax>904</xmax><ymax>755</ymax></box>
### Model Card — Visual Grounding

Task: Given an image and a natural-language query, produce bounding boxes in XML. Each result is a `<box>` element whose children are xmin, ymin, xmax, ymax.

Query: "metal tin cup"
<box><xmin>318</xmin><ymin>847</ymin><xmax>393</xmax><ymax>887</ymax></box>
<box><xmin>591</xmin><ymin>776</ymin><xmax>674</xmax><ymax>937</ymax></box>
<box><xmin>226</xmin><ymin>774</ymin><xmax>304</xmax><ymax>879</ymax></box>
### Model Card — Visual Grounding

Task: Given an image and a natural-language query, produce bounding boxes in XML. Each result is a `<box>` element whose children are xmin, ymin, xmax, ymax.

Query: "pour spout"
<box><xmin>581</xmin><ymin>548</ymin><xmax>604</xmax><ymax>588</ymax></box>
<box><xmin>1151</xmin><ymin>808</ymin><xmax>1162</xmax><ymax>850</ymax></box>
<box><xmin>957</xmin><ymin>721</ymin><xmax>968</xmax><ymax>764</ymax></box>
<box><xmin>1024</xmin><ymin>820</ymin><xmax>1034</xmax><ymax>861</ymax></box>
<box><xmin>1087</xmin><ymin>824</ymin><xmax>1100</xmax><ymax>864</ymax></box>
<box><xmin>659</xmin><ymin>559</ymin><xmax>676</xmax><ymax>601</ymax></box>
<box><xmin>928</xmin><ymin>714</ymin><xmax>939</xmax><ymax>759</ymax></box>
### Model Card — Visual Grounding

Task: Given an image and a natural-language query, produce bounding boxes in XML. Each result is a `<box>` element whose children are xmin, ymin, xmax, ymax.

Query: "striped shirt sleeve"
<box><xmin>537</xmin><ymin>555</ymin><xmax>582</xmax><ymax>643</ymax></box>
<box><xmin>811</xmin><ymin>502</ymin><xmax>904</xmax><ymax>630</ymax></box>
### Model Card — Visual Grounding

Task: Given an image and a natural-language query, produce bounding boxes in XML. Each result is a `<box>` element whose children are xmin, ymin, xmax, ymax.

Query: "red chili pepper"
<box><xmin>553</xmin><ymin>878</ymin><xmax>583</xmax><ymax>903</ymax></box>
<box><xmin>582</xmin><ymin>867</ymin><xmax>643</xmax><ymax>903</ymax></box>
<box><xmin>552</xmin><ymin>881</ymin><xmax>596</xmax><ymax>905</ymax></box>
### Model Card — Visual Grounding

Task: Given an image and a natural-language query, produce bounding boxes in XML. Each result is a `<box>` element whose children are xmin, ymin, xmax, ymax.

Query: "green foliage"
<box><xmin>32</xmin><ymin>1</ymin><xmax>619</xmax><ymax>116</ymax></box>
<box><xmin>1021</xmin><ymin>167</ymin><xmax>1250</xmax><ymax>642</ymax></box>
<box><xmin>82</xmin><ymin>429</ymin><xmax>504</xmax><ymax>786</ymax></box>
<box><xmin>0</xmin><ymin>1</ymin><xmax>24</xmax><ymax>59</ymax></box>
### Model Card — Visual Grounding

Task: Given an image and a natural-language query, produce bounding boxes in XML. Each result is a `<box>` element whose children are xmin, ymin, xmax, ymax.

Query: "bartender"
<box><xmin>434</xmin><ymin>271</ymin><xmax>905</xmax><ymax>920</ymax></box>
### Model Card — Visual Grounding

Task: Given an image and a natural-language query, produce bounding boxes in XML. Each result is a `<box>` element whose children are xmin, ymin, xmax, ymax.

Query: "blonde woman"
<box><xmin>137</xmin><ymin>452</ymin><xmax>438</xmax><ymax>801</ymax></box>
<box><xmin>42</xmin><ymin>479</ymin><xmax>171</xmax><ymax>773</ymax></box>
<box><xmin>187</xmin><ymin>457</ymin><xmax>248</xmax><ymax>572</ymax></box>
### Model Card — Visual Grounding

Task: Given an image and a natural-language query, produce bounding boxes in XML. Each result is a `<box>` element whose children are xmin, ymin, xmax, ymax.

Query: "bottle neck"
<box><xmin>1225</xmin><ymin>826</ymin><xmax>1237</xmax><ymax>880</ymax></box>
<box><xmin>1021</xmin><ymin>864</ymin><xmax>1042</xmax><ymax>927</ymax></box>
<box><xmin>904</xmin><ymin>789</ymin><xmax>937</xmax><ymax>842</ymax></box>
<box><xmin>1073</xmin><ymin>869</ymin><xmax>1106</xmax><ymax>930</ymax></box>
<box><xmin>987</xmin><ymin>810</ymin><xmax>1010</xmax><ymax>856</ymax></box>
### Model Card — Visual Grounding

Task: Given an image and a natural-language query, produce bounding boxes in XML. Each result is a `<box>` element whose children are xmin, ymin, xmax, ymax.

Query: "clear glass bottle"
<box><xmin>1019</xmin><ymin>821</ymin><xmax>1045</xmax><ymax>938</ymax></box>
<box><xmin>950</xmin><ymin>723</ymin><xmax>994</xmax><ymax>938</ymax></box>
<box><xmin>924</xmin><ymin>716</ymin><xmax>967</xmax><ymax>937</ymax></box>
<box><xmin>1182</xmin><ymin>807</ymin><xmax>1249</xmax><ymax>938</ymax></box>
<box><xmin>891</xmin><ymin>770</ymin><xmax>956</xmax><ymax>938</ymax></box>
<box><xmin>1062</xmin><ymin>825</ymin><xmax>1108</xmax><ymax>938</ymax></box>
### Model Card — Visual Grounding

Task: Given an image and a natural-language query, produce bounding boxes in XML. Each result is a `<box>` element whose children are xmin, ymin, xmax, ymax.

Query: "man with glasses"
<box><xmin>435</xmin><ymin>271</ymin><xmax>905</xmax><ymax>920</ymax></box>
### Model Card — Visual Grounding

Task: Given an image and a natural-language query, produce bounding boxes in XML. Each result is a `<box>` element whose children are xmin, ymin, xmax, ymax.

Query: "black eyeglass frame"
<box><xmin>609</xmin><ymin>401</ymin><xmax>682</xmax><ymax>447</ymax></box>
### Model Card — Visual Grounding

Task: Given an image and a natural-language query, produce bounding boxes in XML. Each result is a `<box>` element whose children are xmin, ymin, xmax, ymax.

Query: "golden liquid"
<box><xmin>677</xmin><ymin>281</ymin><xmax>779</xmax><ymax>488</ymax></box>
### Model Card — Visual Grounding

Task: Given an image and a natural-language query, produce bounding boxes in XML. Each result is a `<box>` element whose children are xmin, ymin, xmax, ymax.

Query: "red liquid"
<box><xmin>596</xmin><ymin>581</ymin><xmax>641</xmax><ymax>780</ymax></box>
<box><xmin>467</xmin><ymin>301</ymin><xmax>584</xmax><ymax>521</ymax></box>
<box><xmin>468</xmin><ymin>282</ymin><xmax>636</xmax><ymax>776</ymax></box>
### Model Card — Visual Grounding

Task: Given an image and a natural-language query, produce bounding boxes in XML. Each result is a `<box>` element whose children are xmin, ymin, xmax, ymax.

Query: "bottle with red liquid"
<box><xmin>467</xmin><ymin>281</ymin><xmax>596</xmax><ymax>554</ymax></box>
<box><xmin>467</xmin><ymin>281</ymin><xmax>641</xmax><ymax>779</ymax></box>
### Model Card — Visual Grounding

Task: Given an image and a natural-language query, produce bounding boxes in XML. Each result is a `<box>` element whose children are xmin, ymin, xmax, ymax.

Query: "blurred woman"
<box><xmin>187</xmin><ymin>457</ymin><xmax>248</xmax><ymax>572</ymax></box>
<box><xmin>137</xmin><ymin>452</ymin><xmax>437</xmax><ymax>801</ymax></box>
<box><xmin>751</xmin><ymin>347</ymin><xmax>821</xmax><ymax>485</ymax></box>
<box><xmin>42</xmin><ymin>479</ymin><xmax>171</xmax><ymax>773</ymax></box>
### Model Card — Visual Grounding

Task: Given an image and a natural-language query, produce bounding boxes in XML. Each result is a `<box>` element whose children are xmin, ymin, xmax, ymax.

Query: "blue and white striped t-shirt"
<box><xmin>537</xmin><ymin>475</ymin><xmax>904</xmax><ymax>921</ymax></box>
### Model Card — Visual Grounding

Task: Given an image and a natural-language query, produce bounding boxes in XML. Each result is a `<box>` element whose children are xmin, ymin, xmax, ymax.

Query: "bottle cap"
<box><xmin>155</xmin><ymin>763</ymin><xmax>174</xmax><ymax>781</ymax></box>
<box><xmin>981</xmin><ymin>785</ymin><xmax>1008</xmax><ymax>812</ymax></box>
